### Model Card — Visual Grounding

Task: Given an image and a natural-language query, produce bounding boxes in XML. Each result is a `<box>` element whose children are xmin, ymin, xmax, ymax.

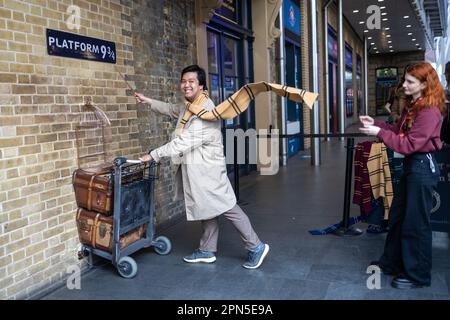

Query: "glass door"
<box><xmin>208</xmin><ymin>30</ymin><xmax>243</xmax><ymax>128</ymax></box>
<box><xmin>207</xmin><ymin>27</ymin><xmax>254</xmax><ymax>174</ymax></box>
<box><xmin>285</xmin><ymin>42</ymin><xmax>304</xmax><ymax>156</ymax></box>
<box><xmin>207</xmin><ymin>31</ymin><xmax>221</xmax><ymax>106</ymax></box>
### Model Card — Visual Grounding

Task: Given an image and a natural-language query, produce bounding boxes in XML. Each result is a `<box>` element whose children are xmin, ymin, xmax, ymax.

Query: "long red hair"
<box><xmin>405</xmin><ymin>62</ymin><xmax>446</xmax><ymax>113</ymax></box>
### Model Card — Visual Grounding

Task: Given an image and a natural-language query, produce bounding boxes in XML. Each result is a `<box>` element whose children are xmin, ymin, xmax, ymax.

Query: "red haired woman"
<box><xmin>359</xmin><ymin>62</ymin><xmax>445</xmax><ymax>289</ymax></box>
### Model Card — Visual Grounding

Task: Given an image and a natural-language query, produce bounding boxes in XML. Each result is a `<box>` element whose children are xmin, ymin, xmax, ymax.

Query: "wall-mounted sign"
<box><xmin>327</xmin><ymin>28</ymin><xmax>337</xmax><ymax>60</ymax></box>
<box><xmin>376</xmin><ymin>67</ymin><xmax>398</xmax><ymax>80</ymax></box>
<box><xmin>215</xmin><ymin>0</ymin><xmax>238</xmax><ymax>24</ymax></box>
<box><xmin>46</xmin><ymin>29</ymin><xmax>116</xmax><ymax>64</ymax></box>
<box><xmin>345</xmin><ymin>44</ymin><xmax>353</xmax><ymax>69</ymax></box>
<box><xmin>283</xmin><ymin>0</ymin><xmax>301</xmax><ymax>36</ymax></box>
<box><xmin>356</xmin><ymin>54</ymin><xmax>362</xmax><ymax>75</ymax></box>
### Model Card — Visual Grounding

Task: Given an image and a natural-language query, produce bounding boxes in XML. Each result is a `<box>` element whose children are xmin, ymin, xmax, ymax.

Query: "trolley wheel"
<box><xmin>117</xmin><ymin>256</ymin><xmax>138</xmax><ymax>279</ymax></box>
<box><xmin>77</xmin><ymin>244</ymin><xmax>89</xmax><ymax>260</ymax></box>
<box><xmin>153</xmin><ymin>236</ymin><xmax>172</xmax><ymax>255</ymax></box>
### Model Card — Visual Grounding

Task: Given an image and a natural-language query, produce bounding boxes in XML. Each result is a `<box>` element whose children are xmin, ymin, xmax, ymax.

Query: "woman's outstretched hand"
<box><xmin>359</xmin><ymin>125</ymin><xmax>381</xmax><ymax>136</ymax></box>
<box><xmin>359</xmin><ymin>115</ymin><xmax>374</xmax><ymax>127</ymax></box>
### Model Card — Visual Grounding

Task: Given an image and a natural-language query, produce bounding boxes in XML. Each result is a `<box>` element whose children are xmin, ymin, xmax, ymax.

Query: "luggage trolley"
<box><xmin>78</xmin><ymin>157</ymin><xmax>172</xmax><ymax>278</ymax></box>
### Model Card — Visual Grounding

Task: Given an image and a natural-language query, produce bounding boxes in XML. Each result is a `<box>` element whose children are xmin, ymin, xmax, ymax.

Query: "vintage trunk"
<box><xmin>76</xmin><ymin>208</ymin><xmax>147</xmax><ymax>252</ymax></box>
<box><xmin>72</xmin><ymin>168</ymin><xmax>113</xmax><ymax>215</ymax></box>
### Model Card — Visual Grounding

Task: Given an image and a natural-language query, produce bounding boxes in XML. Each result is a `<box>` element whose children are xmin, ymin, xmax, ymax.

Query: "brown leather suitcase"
<box><xmin>73</xmin><ymin>168</ymin><xmax>113</xmax><ymax>215</ymax></box>
<box><xmin>76</xmin><ymin>208</ymin><xmax>147</xmax><ymax>252</ymax></box>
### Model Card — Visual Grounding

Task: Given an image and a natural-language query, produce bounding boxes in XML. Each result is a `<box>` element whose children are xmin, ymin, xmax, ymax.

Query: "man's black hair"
<box><xmin>181</xmin><ymin>64</ymin><xmax>208</xmax><ymax>91</ymax></box>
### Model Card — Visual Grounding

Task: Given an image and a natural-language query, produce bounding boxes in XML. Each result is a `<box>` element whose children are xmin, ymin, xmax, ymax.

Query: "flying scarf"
<box><xmin>177</xmin><ymin>81</ymin><xmax>318</xmax><ymax>130</ymax></box>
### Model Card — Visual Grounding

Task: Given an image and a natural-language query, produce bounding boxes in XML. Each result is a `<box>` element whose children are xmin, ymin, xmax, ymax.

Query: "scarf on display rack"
<box><xmin>176</xmin><ymin>82</ymin><xmax>319</xmax><ymax>130</ymax></box>
<box><xmin>309</xmin><ymin>216</ymin><xmax>365</xmax><ymax>235</ymax></box>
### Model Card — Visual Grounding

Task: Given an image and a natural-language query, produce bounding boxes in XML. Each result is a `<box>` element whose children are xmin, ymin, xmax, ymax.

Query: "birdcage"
<box><xmin>75</xmin><ymin>98</ymin><xmax>113</xmax><ymax>172</ymax></box>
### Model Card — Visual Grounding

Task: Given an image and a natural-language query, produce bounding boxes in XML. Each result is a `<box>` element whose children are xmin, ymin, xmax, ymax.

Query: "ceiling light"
<box><xmin>389</xmin><ymin>46</ymin><xmax>393</xmax><ymax>48</ymax></box>
<box><xmin>373</xmin><ymin>47</ymin><xmax>377</xmax><ymax>50</ymax></box>
<box><xmin>371</xmin><ymin>42</ymin><xmax>375</xmax><ymax>45</ymax></box>
<box><xmin>353</xmin><ymin>10</ymin><xmax>359</xmax><ymax>13</ymax></box>
<box><xmin>380</xmin><ymin>6</ymin><xmax>386</xmax><ymax>9</ymax></box>
<box><xmin>403</xmin><ymin>15</ymin><xmax>409</xmax><ymax>19</ymax></box>
<box><xmin>388</xmin><ymin>40</ymin><xmax>392</xmax><ymax>43</ymax></box>
<box><xmin>376</xmin><ymin>51</ymin><xmax>380</xmax><ymax>53</ymax></box>
<box><xmin>364</xmin><ymin>30</ymin><xmax>369</xmax><ymax>33</ymax></box>
<box><xmin>386</xmin><ymin>35</ymin><xmax>391</xmax><ymax>38</ymax></box>
<box><xmin>418</xmin><ymin>47</ymin><xmax>422</xmax><ymax>50</ymax></box>
<box><xmin>378</xmin><ymin>0</ymin><xmax>384</xmax><ymax>2</ymax></box>
<box><xmin>359</xmin><ymin>21</ymin><xmax>365</xmax><ymax>24</ymax></box>
<box><xmin>390</xmin><ymin>50</ymin><xmax>394</xmax><ymax>52</ymax></box>
<box><xmin>385</xmin><ymin>27</ymin><xmax>390</xmax><ymax>30</ymax></box>
<box><xmin>368</xmin><ymin>37</ymin><xmax>372</xmax><ymax>40</ymax></box>
<box><xmin>382</xmin><ymin>18</ymin><xmax>388</xmax><ymax>21</ymax></box>
<box><xmin>407</xmin><ymin>32</ymin><xmax>413</xmax><ymax>35</ymax></box>
<box><xmin>406</xmin><ymin>25</ymin><xmax>412</xmax><ymax>28</ymax></box>
<box><xmin>416</xmin><ymin>43</ymin><xmax>420</xmax><ymax>46</ymax></box>
<box><xmin>381</xmin><ymin>12</ymin><xmax>387</xmax><ymax>16</ymax></box>
<box><xmin>412</xmin><ymin>38</ymin><xmax>416</xmax><ymax>41</ymax></box>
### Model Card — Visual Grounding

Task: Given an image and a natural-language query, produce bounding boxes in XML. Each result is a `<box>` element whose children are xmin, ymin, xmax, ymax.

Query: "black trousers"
<box><xmin>379</xmin><ymin>153</ymin><xmax>439</xmax><ymax>285</ymax></box>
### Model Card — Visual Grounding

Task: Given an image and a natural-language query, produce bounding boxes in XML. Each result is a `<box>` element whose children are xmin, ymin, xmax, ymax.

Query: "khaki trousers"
<box><xmin>199</xmin><ymin>204</ymin><xmax>260</xmax><ymax>252</ymax></box>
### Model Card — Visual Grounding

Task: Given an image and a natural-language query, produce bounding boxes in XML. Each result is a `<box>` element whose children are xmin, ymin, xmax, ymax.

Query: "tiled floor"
<box><xmin>42</xmin><ymin>136</ymin><xmax>450</xmax><ymax>300</ymax></box>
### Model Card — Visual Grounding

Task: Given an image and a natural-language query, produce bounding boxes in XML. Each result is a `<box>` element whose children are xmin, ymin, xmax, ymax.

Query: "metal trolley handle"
<box><xmin>114</xmin><ymin>156</ymin><xmax>142</xmax><ymax>166</ymax></box>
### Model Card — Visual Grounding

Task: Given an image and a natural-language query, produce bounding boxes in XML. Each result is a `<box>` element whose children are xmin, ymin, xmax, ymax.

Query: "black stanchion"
<box><xmin>233</xmin><ymin>135</ymin><xmax>239</xmax><ymax>202</ymax></box>
<box><xmin>333</xmin><ymin>137</ymin><xmax>363</xmax><ymax>236</ymax></box>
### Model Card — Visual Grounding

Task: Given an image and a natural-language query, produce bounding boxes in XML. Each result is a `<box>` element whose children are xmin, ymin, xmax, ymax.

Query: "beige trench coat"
<box><xmin>149</xmin><ymin>98</ymin><xmax>236</xmax><ymax>221</ymax></box>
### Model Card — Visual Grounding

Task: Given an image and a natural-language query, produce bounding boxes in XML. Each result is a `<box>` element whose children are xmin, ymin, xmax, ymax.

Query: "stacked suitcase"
<box><xmin>72</xmin><ymin>165</ymin><xmax>146</xmax><ymax>253</ymax></box>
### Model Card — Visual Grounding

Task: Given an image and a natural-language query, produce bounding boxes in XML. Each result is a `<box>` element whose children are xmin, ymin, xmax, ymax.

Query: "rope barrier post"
<box><xmin>234</xmin><ymin>135</ymin><xmax>239</xmax><ymax>202</ymax></box>
<box><xmin>333</xmin><ymin>137</ymin><xmax>363</xmax><ymax>236</ymax></box>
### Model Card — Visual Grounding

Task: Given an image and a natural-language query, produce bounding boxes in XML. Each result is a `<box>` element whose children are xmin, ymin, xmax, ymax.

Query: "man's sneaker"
<box><xmin>183</xmin><ymin>249</ymin><xmax>216</xmax><ymax>263</ymax></box>
<box><xmin>243</xmin><ymin>243</ymin><xmax>269</xmax><ymax>269</ymax></box>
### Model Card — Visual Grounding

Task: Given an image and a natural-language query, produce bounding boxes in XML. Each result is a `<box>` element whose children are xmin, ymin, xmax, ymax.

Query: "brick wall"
<box><xmin>269</xmin><ymin>43</ymin><xmax>278</xmax><ymax>129</ymax></box>
<box><xmin>130</xmin><ymin>0</ymin><xmax>196</xmax><ymax>224</ymax></box>
<box><xmin>0</xmin><ymin>0</ymin><xmax>196</xmax><ymax>299</ymax></box>
<box><xmin>300</xmin><ymin>0</ymin><xmax>311</xmax><ymax>149</ymax></box>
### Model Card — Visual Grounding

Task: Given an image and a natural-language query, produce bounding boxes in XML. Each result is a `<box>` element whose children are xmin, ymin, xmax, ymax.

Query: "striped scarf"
<box><xmin>353</xmin><ymin>141</ymin><xmax>374</xmax><ymax>214</ymax></box>
<box><xmin>177</xmin><ymin>82</ymin><xmax>318</xmax><ymax>130</ymax></box>
<box><xmin>367</xmin><ymin>143</ymin><xmax>393</xmax><ymax>219</ymax></box>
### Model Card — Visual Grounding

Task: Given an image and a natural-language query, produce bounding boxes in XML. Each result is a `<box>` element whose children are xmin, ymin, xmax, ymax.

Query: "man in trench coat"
<box><xmin>135</xmin><ymin>65</ymin><xmax>269</xmax><ymax>269</ymax></box>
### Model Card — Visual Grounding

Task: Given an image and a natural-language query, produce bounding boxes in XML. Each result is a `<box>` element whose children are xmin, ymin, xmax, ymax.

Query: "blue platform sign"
<box><xmin>284</xmin><ymin>0</ymin><xmax>301</xmax><ymax>36</ymax></box>
<box><xmin>327</xmin><ymin>30</ymin><xmax>337</xmax><ymax>60</ymax></box>
<box><xmin>46</xmin><ymin>29</ymin><xmax>116</xmax><ymax>64</ymax></box>
<box><xmin>356</xmin><ymin>54</ymin><xmax>362</xmax><ymax>75</ymax></box>
<box><xmin>345</xmin><ymin>45</ymin><xmax>353</xmax><ymax>69</ymax></box>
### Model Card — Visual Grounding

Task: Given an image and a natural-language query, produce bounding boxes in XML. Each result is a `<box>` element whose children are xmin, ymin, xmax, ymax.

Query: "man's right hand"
<box><xmin>359</xmin><ymin>115</ymin><xmax>374</xmax><ymax>127</ymax></box>
<box><xmin>134</xmin><ymin>92</ymin><xmax>151</xmax><ymax>104</ymax></box>
<box><xmin>139</xmin><ymin>154</ymin><xmax>153</xmax><ymax>162</ymax></box>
